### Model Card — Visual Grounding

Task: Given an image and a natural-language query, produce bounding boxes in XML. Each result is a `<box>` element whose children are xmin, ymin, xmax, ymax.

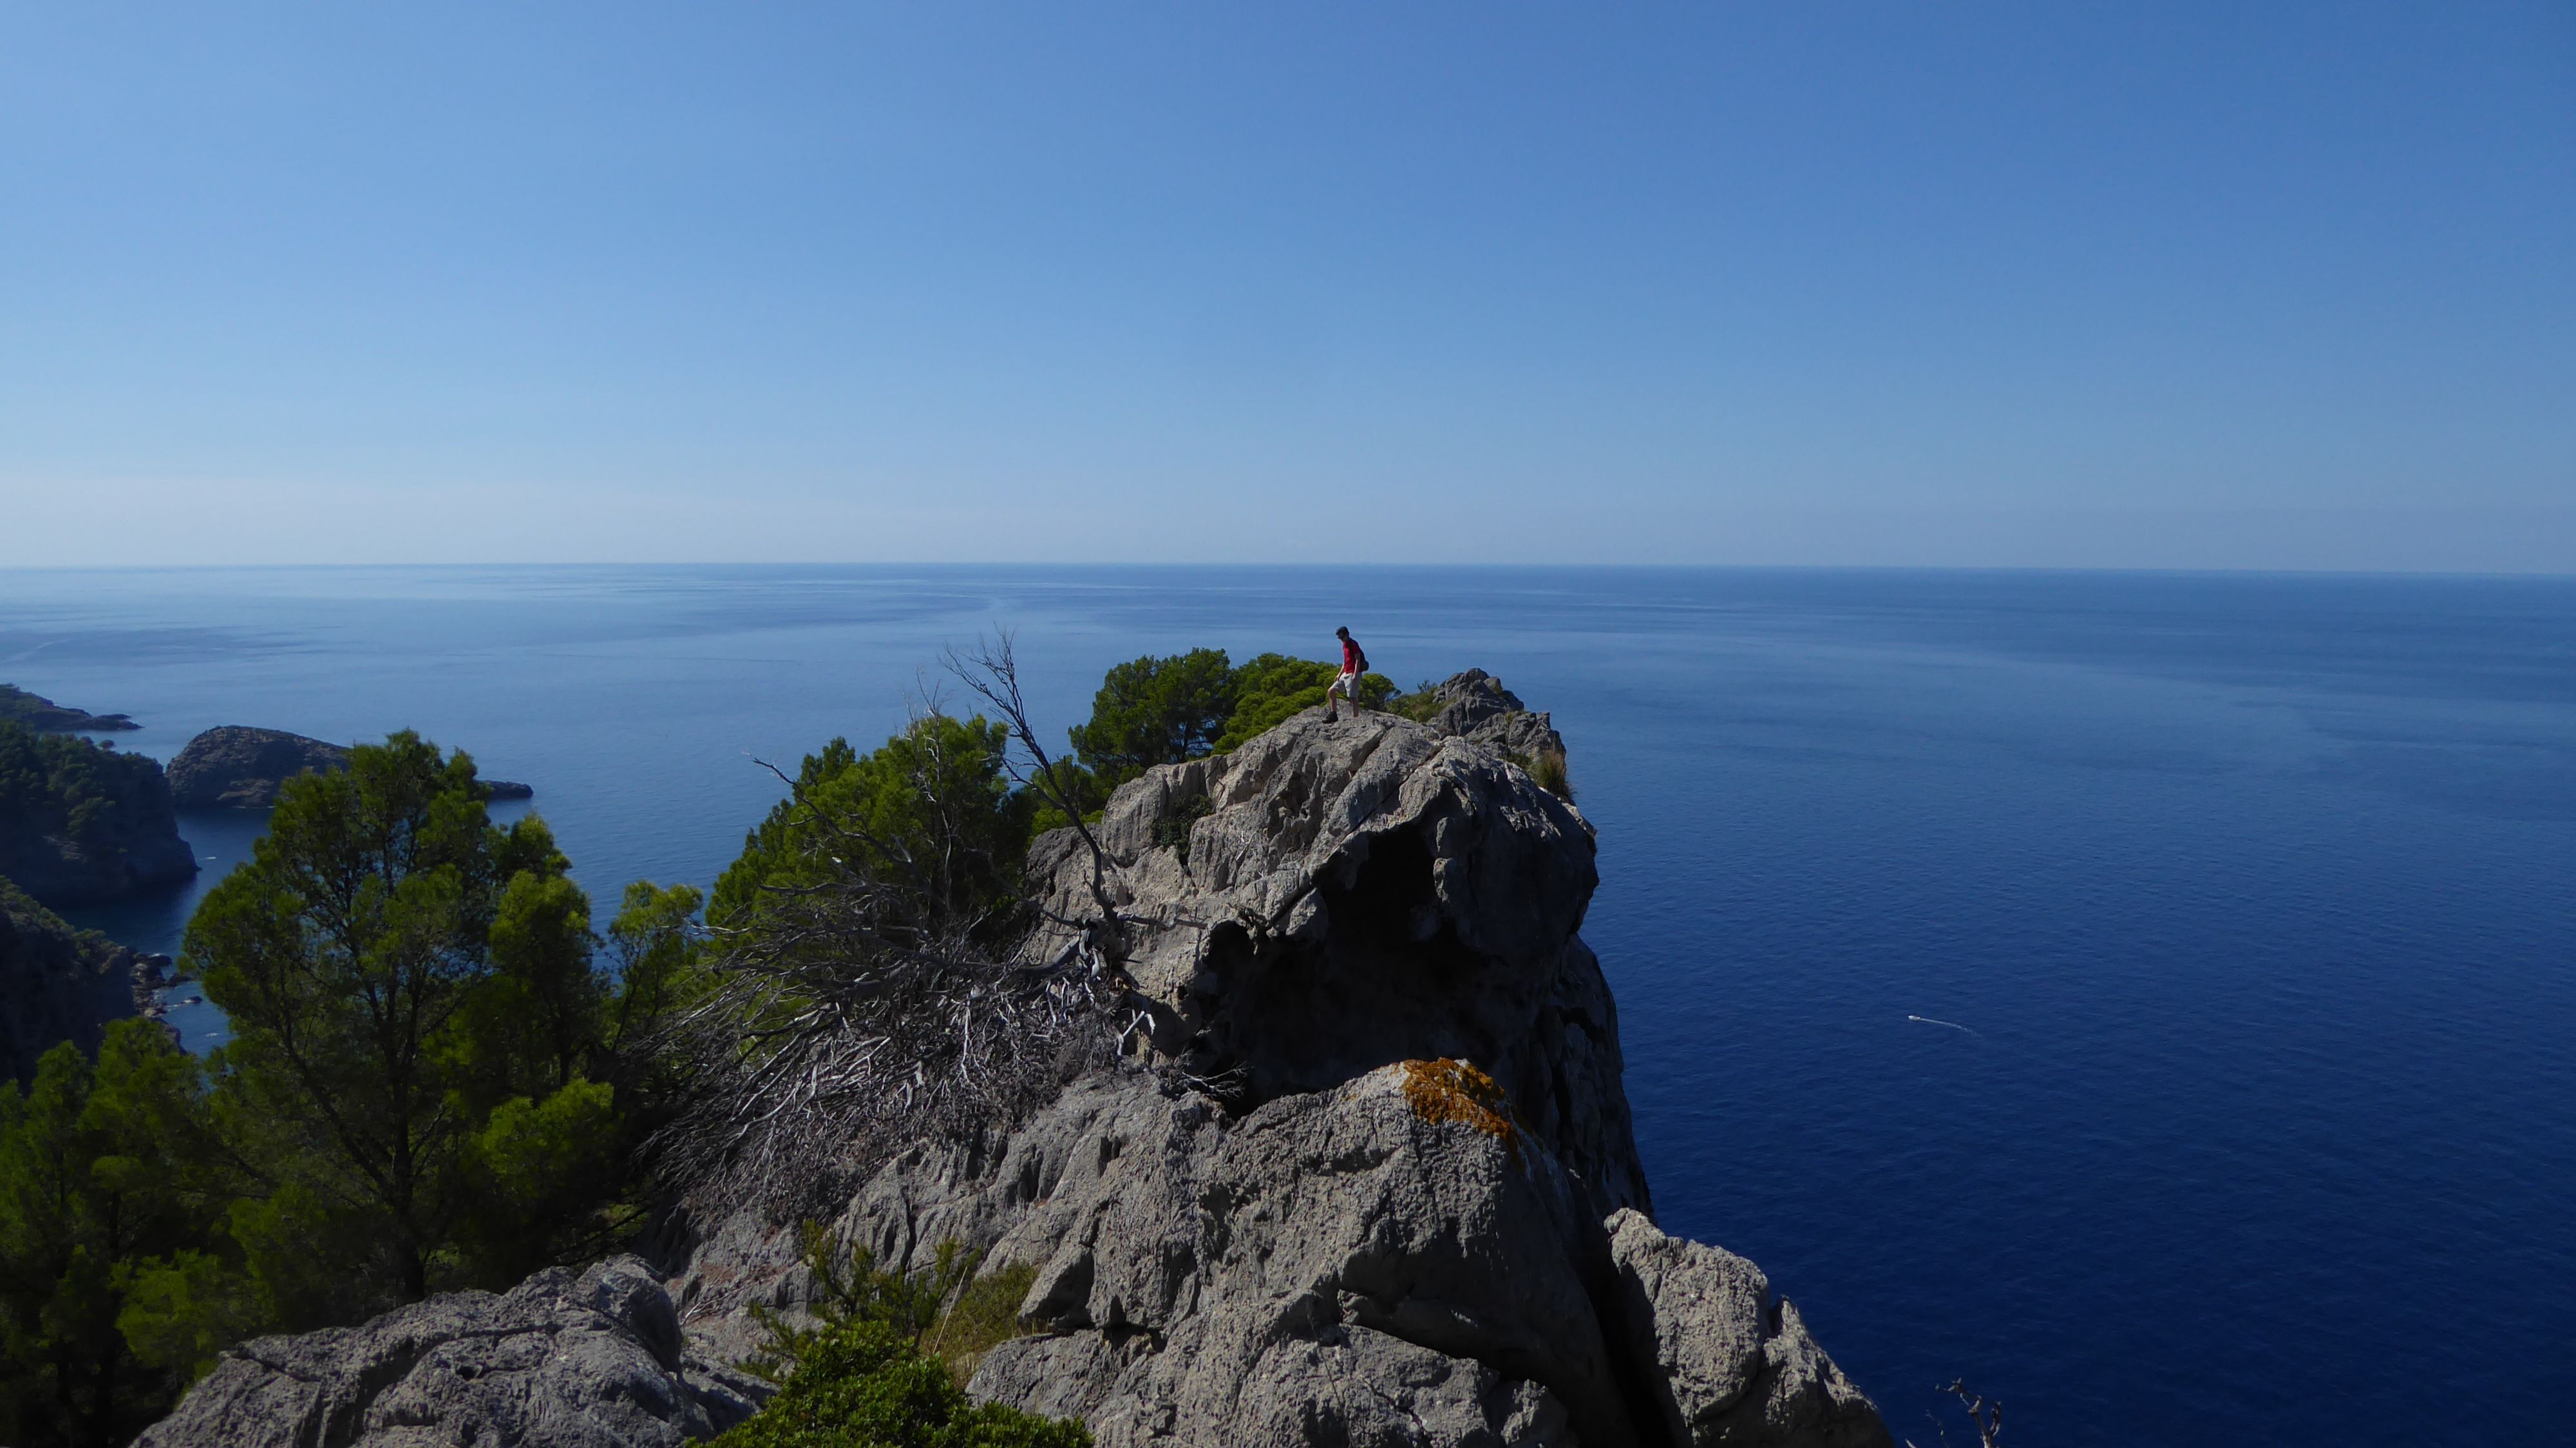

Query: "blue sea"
<box><xmin>5</xmin><ymin>564</ymin><xmax>2571</xmax><ymax>1445</ymax></box>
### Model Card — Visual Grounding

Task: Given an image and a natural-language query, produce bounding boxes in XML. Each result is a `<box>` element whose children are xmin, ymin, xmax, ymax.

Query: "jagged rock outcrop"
<box><xmin>1016</xmin><ymin>704</ymin><xmax>1640</xmax><ymax>1212</ymax></box>
<box><xmin>908</xmin><ymin>1064</ymin><xmax>1623</xmax><ymax>1447</ymax></box>
<box><xmin>1412</xmin><ymin>669</ymin><xmax>1567</xmax><ymax>766</ymax></box>
<box><xmin>927</xmin><ymin>1072</ymin><xmax>1883</xmax><ymax>1448</ymax></box>
<box><xmin>665</xmin><ymin>704</ymin><xmax>1887</xmax><ymax>1448</ymax></box>
<box><xmin>1603</xmin><ymin>1211</ymin><xmax>1888</xmax><ymax>1448</ymax></box>
<box><xmin>0</xmin><ymin>877</ymin><xmax>147</xmax><ymax>1083</ymax></box>
<box><xmin>0</xmin><ymin>721</ymin><xmax>197</xmax><ymax>904</ymax></box>
<box><xmin>134</xmin><ymin>1256</ymin><xmax>767</xmax><ymax>1448</ymax></box>
<box><xmin>168</xmin><ymin>726</ymin><xmax>533</xmax><ymax>808</ymax></box>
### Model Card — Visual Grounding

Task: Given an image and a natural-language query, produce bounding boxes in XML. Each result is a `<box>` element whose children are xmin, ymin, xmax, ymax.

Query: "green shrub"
<box><xmin>720</xmin><ymin>1229</ymin><xmax>1084</xmax><ymax>1448</ymax></box>
<box><xmin>1384</xmin><ymin>683</ymin><xmax>1446</xmax><ymax>723</ymax></box>
<box><xmin>721</xmin><ymin>1317</ymin><xmax>1083</xmax><ymax>1448</ymax></box>
<box><xmin>920</xmin><ymin>1262</ymin><xmax>1038</xmax><ymax>1387</ymax></box>
<box><xmin>1508</xmin><ymin>748</ymin><xmax>1575</xmax><ymax>802</ymax></box>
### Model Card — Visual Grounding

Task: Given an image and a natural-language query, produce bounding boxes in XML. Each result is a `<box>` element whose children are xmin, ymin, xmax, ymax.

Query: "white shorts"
<box><xmin>1328</xmin><ymin>669</ymin><xmax>1359</xmax><ymax>700</ymax></box>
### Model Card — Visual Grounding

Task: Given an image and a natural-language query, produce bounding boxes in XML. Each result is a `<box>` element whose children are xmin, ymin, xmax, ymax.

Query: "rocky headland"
<box><xmin>139</xmin><ymin>678</ymin><xmax>1888</xmax><ymax>1448</ymax></box>
<box><xmin>0</xmin><ymin>682</ymin><xmax>140</xmax><ymax>732</ymax></box>
<box><xmin>168</xmin><ymin>725</ymin><xmax>534</xmax><ymax>808</ymax></box>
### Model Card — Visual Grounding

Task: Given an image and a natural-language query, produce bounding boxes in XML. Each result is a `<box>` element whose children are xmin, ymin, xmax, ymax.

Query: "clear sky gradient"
<box><xmin>5</xmin><ymin>3</ymin><xmax>2570</xmax><ymax>569</ymax></box>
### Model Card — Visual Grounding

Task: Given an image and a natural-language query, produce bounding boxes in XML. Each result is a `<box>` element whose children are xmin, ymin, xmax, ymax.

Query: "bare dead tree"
<box><xmin>945</xmin><ymin>633</ymin><xmax>1197</xmax><ymax>1062</ymax></box>
<box><xmin>941</xmin><ymin>631</ymin><xmax>1126</xmax><ymax>964</ymax></box>
<box><xmin>648</xmin><ymin>694</ymin><xmax>1122</xmax><ymax>1216</ymax></box>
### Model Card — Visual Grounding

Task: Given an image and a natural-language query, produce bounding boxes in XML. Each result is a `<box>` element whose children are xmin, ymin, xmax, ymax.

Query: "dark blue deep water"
<box><xmin>5</xmin><ymin>565</ymin><xmax>2570</xmax><ymax>1445</ymax></box>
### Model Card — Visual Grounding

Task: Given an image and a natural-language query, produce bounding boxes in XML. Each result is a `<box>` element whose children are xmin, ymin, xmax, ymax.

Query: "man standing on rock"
<box><xmin>1325</xmin><ymin>625</ymin><xmax>1367</xmax><ymax>722</ymax></box>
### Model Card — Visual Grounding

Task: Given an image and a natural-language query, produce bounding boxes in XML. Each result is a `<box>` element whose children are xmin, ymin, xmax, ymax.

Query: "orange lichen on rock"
<box><xmin>1400</xmin><ymin>1058</ymin><xmax>1522</xmax><ymax>1164</ymax></box>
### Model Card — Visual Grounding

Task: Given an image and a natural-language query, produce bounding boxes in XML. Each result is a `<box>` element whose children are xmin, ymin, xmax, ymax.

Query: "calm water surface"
<box><xmin>5</xmin><ymin>564</ymin><xmax>2571</xmax><ymax>1445</ymax></box>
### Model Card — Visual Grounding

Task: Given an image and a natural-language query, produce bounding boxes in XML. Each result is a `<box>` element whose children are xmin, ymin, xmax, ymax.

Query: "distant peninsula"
<box><xmin>0</xmin><ymin>683</ymin><xmax>139</xmax><ymax>732</ymax></box>
<box><xmin>169</xmin><ymin>725</ymin><xmax>533</xmax><ymax>808</ymax></box>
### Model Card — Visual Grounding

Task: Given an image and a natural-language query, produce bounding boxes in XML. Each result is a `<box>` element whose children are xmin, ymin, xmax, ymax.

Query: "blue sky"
<box><xmin>4</xmin><ymin>3</ymin><xmax>2570</xmax><ymax>569</ymax></box>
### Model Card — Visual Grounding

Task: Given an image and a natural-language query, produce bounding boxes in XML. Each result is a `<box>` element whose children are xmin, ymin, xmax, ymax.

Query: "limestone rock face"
<box><xmin>664</xmin><ymin>706</ymin><xmax>1886</xmax><ymax>1448</ymax></box>
<box><xmin>1414</xmin><ymin>669</ymin><xmax>1567</xmax><ymax>765</ymax></box>
<box><xmin>923</xmin><ymin>1065</ymin><xmax>1624</xmax><ymax>1447</ymax></box>
<box><xmin>1604</xmin><ymin>1211</ymin><xmax>1889</xmax><ymax>1448</ymax></box>
<box><xmin>1021</xmin><ymin>706</ymin><xmax>1642</xmax><ymax>1213</ymax></box>
<box><xmin>167</xmin><ymin>725</ymin><xmax>533</xmax><ymax>808</ymax></box>
<box><xmin>134</xmin><ymin>1256</ymin><xmax>765</xmax><ymax>1448</ymax></box>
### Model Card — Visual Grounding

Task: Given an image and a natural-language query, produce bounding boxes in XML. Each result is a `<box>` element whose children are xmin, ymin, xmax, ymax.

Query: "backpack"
<box><xmin>1352</xmin><ymin>642</ymin><xmax>1369</xmax><ymax>673</ymax></box>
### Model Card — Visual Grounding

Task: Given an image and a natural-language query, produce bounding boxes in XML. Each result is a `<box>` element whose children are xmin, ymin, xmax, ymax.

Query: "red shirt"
<box><xmin>1341</xmin><ymin>639</ymin><xmax>1360</xmax><ymax>672</ymax></box>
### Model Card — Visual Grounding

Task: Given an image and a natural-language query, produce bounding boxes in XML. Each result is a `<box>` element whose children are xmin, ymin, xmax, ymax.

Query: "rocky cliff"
<box><xmin>664</xmin><ymin>692</ymin><xmax>1889</xmax><ymax>1447</ymax></box>
<box><xmin>168</xmin><ymin>725</ymin><xmax>534</xmax><ymax>808</ymax></box>
<box><xmin>0</xmin><ymin>877</ymin><xmax>147</xmax><ymax>1085</ymax></box>
<box><xmin>139</xmin><ymin>679</ymin><xmax>1889</xmax><ymax>1448</ymax></box>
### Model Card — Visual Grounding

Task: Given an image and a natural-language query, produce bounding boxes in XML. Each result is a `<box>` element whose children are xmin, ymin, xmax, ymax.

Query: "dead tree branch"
<box><xmin>942</xmin><ymin>631</ymin><xmax>1128</xmax><ymax>972</ymax></box>
<box><xmin>648</xmin><ymin>698</ymin><xmax>1121</xmax><ymax>1216</ymax></box>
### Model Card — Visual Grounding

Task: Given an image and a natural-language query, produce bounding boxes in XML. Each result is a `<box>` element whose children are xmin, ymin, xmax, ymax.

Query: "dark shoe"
<box><xmin>1324</xmin><ymin>710</ymin><xmax>1338</xmax><ymax>723</ymax></box>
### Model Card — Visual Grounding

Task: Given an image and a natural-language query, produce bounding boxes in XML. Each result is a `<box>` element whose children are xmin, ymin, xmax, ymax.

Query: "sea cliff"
<box><xmin>139</xmin><ymin>681</ymin><xmax>1888</xmax><ymax>1448</ymax></box>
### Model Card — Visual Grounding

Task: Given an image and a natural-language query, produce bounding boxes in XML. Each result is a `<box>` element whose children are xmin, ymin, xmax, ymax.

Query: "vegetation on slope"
<box><xmin>185</xmin><ymin>730</ymin><xmax>703</xmax><ymax>1317</ymax></box>
<box><xmin>0</xmin><ymin>1022</ymin><xmax>251</xmax><ymax>1448</ymax></box>
<box><xmin>1</xmin><ymin>730</ymin><xmax>717</xmax><ymax>1442</ymax></box>
<box><xmin>710</xmin><ymin>716</ymin><xmax>1032</xmax><ymax>935</ymax></box>
<box><xmin>717</xmin><ymin>1228</ymin><xmax>1086</xmax><ymax>1448</ymax></box>
<box><xmin>0</xmin><ymin>721</ymin><xmax>193</xmax><ymax>904</ymax></box>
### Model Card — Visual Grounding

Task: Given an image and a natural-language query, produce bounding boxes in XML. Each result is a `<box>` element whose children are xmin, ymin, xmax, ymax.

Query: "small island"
<box><xmin>168</xmin><ymin>725</ymin><xmax>532</xmax><ymax>808</ymax></box>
